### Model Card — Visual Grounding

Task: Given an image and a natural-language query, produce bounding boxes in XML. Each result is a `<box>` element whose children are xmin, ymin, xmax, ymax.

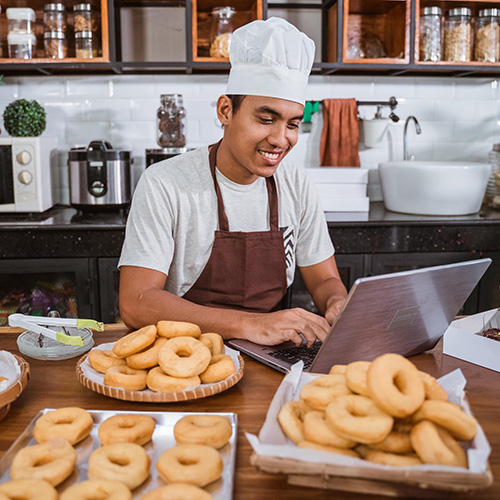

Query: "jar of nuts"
<box><xmin>444</xmin><ymin>8</ymin><xmax>472</xmax><ymax>62</ymax></box>
<box><xmin>475</xmin><ymin>8</ymin><xmax>500</xmax><ymax>62</ymax></box>
<box><xmin>73</xmin><ymin>3</ymin><xmax>99</xmax><ymax>33</ymax></box>
<box><xmin>75</xmin><ymin>30</ymin><xmax>99</xmax><ymax>58</ymax></box>
<box><xmin>156</xmin><ymin>94</ymin><xmax>186</xmax><ymax>149</ymax></box>
<box><xmin>209</xmin><ymin>6</ymin><xmax>236</xmax><ymax>59</ymax></box>
<box><xmin>43</xmin><ymin>3</ymin><xmax>67</xmax><ymax>33</ymax></box>
<box><xmin>44</xmin><ymin>30</ymin><xmax>67</xmax><ymax>59</ymax></box>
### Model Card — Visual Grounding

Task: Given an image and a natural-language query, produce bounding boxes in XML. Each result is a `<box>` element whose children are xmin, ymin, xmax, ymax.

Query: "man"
<box><xmin>119</xmin><ymin>17</ymin><xmax>347</xmax><ymax>347</ymax></box>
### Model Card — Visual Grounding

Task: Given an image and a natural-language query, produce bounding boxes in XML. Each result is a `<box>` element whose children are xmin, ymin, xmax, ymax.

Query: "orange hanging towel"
<box><xmin>319</xmin><ymin>98</ymin><xmax>361</xmax><ymax>167</ymax></box>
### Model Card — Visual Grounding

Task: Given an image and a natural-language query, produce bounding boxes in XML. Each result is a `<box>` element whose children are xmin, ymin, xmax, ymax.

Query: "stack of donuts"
<box><xmin>0</xmin><ymin>406</ymin><xmax>232</xmax><ymax>499</ymax></box>
<box><xmin>278</xmin><ymin>353</ymin><xmax>478</xmax><ymax>468</ymax></box>
<box><xmin>87</xmin><ymin>321</ymin><xmax>237</xmax><ymax>393</ymax></box>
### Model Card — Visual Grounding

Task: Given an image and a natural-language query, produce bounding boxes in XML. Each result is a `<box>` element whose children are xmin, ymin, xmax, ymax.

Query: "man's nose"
<box><xmin>267</xmin><ymin>124</ymin><xmax>289</xmax><ymax>149</ymax></box>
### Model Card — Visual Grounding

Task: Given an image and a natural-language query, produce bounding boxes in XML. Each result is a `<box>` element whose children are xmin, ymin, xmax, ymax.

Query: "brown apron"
<box><xmin>183</xmin><ymin>140</ymin><xmax>287</xmax><ymax>313</ymax></box>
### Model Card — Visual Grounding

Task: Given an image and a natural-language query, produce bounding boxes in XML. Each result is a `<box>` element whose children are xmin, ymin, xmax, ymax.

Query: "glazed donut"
<box><xmin>140</xmin><ymin>483</ymin><xmax>213</xmax><ymax>500</ymax></box>
<box><xmin>158</xmin><ymin>337</ymin><xmax>211</xmax><ymax>378</ymax></box>
<box><xmin>126</xmin><ymin>337</ymin><xmax>167</xmax><ymax>370</ymax></box>
<box><xmin>60</xmin><ymin>479</ymin><xmax>132</xmax><ymax>500</ymax></box>
<box><xmin>199</xmin><ymin>333</ymin><xmax>225</xmax><ymax>356</ymax></box>
<box><xmin>418</xmin><ymin>371</ymin><xmax>448</xmax><ymax>401</ymax></box>
<box><xmin>367</xmin><ymin>353</ymin><xmax>425</xmax><ymax>418</ymax></box>
<box><xmin>88</xmin><ymin>442</ymin><xmax>151</xmax><ymax>490</ymax></box>
<box><xmin>298</xmin><ymin>440</ymin><xmax>359</xmax><ymax>458</ymax></box>
<box><xmin>112</xmin><ymin>325</ymin><xmax>157</xmax><ymax>358</ymax></box>
<box><xmin>412</xmin><ymin>400</ymin><xmax>478</xmax><ymax>441</ymax></box>
<box><xmin>146</xmin><ymin>366</ymin><xmax>200</xmax><ymax>393</ymax></box>
<box><xmin>329</xmin><ymin>364</ymin><xmax>346</xmax><ymax>375</ymax></box>
<box><xmin>411</xmin><ymin>420</ymin><xmax>468</xmax><ymax>468</ymax></box>
<box><xmin>174</xmin><ymin>415</ymin><xmax>232</xmax><ymax>449</ymax></box>
<box><xmin>299</xmin><ymin>374</ymin><xmax>352</xmax><ymax>411</ymax></box>
<box><xmin>277</xmin><ymin>401</ymin><xmax>310</xmax><ymax>444</ymax></box>
<box><xmin>156</xmin><ymin>444</ymin><xmax>223</xmax><ymax>487</ymax></box>
<box><xmin>103</xmin><ymin>365</ymin><xmax>148</xmax><ymax>391</ymax></box>
<box><xmin>325</xmin><ymin>395</ymin><xmax>394</xmax><ymax>444</ymax></box>
<box><xmin>98</xmin><ymin>414</ymin><xmax>156</xmax><ymax>446</ymax></box>
<box><xmin>157</xmin><ymin>321</ymin><xmax>201</xmax><ymax>339</ymax></box>
<box><xmin>199</xmin><ymin>354</ymin><xmax>236</xmax><ymax>384</ymax></box>
<box><xmin>370</xmin><ymin>430</ymin><xmax>413</xmax><ymax>454</ymax></box>
<box><xmin>365</xmin><ymin>449</ymin><xmax>423</xmax><ymax>467</ymax></box>
<box><xmin>302</xmin><ymin>411</ymin><xmax>356</xmax><ymax>449</ymax></box>
<box><xmin>88</xmin><ymin>349</ymin><xmax>126</xmax><ymax>374</ymax></box>
<box><xmin>345</xmin><ymin>361</ymin><xmax>371</xmax><ymax>396</ymax></box>
<box><xmin>0</xmin><ymin>479</ymin><xmax>58</xmax><ymax>500</ymax></box>
<box><xmin>10</xmin><ymin>437</ymin><xmax>76</xmax><ymax>486</ymax></box>
<box><xmin>33</xmin><ymin>407</ymin><xmax>93</xmax><ymax>445</ymax></box>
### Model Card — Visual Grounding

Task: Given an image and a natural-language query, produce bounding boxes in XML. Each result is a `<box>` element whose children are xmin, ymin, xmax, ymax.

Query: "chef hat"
<box><xmin>225</xmin><ymin>17</ymin><xmax>315</xmax><ymax>106</ymax></box>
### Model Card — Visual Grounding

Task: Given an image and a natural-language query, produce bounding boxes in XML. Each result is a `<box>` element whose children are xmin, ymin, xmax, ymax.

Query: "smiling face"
<box><xmin>216</xmin><ymin>95</ymin><xmax>304</xmax><ymax>185</ymax></box>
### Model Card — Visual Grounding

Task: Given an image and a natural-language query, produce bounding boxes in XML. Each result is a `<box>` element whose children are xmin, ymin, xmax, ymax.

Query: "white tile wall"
<box><xmin>1</xmin><ymin>74</ymin><xmax>496</xmax><ymax>203</ymax></box>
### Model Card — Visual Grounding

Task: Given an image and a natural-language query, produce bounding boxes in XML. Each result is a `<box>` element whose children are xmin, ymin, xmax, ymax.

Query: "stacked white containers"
<box><xmin>6</xmin><ymin>8</ymin><xmax>36</xmax><ymax>59</ymax></box>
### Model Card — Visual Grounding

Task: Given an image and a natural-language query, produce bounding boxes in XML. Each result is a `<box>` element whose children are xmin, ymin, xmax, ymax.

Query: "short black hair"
<box><xmin>226</xmin><ymin>95</ymin><xmax>246</xmax><ymax>114</ymax></box>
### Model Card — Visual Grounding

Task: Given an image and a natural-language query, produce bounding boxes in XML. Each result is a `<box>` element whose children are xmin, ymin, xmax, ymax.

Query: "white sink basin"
<box><xmin>379</xmin><ymin>161</ymin><xmax>491</xmax><ymax>216</ymax></box>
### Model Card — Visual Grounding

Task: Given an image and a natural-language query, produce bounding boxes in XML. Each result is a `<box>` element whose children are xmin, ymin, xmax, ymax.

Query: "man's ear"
<box><xmin>217</xmin><ymin>95</ymin><xmax>232</xmax><ymax>127</ymax></box>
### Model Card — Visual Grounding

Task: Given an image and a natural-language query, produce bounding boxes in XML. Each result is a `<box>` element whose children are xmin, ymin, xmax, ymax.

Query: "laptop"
<box><xmin>228</xmin><ymin>258</ymin><xmax>491</xmax><ymax>374</ymax></box>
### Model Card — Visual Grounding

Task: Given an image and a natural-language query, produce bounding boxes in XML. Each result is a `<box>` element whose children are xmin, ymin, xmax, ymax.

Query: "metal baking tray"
<box><xmin>0</xmin><ymin>409</ymin><xmax>237</xmax><ymax>499</ymax></box>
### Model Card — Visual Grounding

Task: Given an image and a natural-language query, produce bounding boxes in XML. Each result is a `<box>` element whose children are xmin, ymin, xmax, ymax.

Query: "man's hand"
<box><xmin>324</xmin><ymin>295</ymin><xmax>346</xmax><ymax>325</ymax></box>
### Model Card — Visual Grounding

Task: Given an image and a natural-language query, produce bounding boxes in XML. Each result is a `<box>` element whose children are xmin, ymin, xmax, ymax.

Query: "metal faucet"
<box><xmin>403</xmin><ymin>116</ymin><xmax>422</xmax><ymax>161</ymax></box>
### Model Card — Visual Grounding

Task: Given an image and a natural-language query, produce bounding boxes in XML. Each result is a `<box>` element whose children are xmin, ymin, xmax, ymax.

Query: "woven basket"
<box><xmin>0</xmin><ymin>353</ymin><xmax>30</xmax><ymax>421</ymax></box>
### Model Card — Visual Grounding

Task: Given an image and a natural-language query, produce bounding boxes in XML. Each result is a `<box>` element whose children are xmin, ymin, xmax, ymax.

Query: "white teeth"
<box><xmin>259</xmin><ymin>151</ymin><xmax>279</xmax><ymax>159</ymax></box>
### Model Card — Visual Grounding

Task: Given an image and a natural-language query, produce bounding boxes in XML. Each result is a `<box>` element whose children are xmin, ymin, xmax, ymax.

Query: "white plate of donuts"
<box><xmin>76</xmin><ymin>321</ymin><xmax>244</xmax><ymax>402</ymax></box>
<box><xmin>0</xmin><ymin>408</ymin><xmax>237</xmax><ymax>499</ymax></box>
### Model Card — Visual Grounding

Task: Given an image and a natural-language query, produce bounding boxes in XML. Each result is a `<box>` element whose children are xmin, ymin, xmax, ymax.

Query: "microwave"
<box><xmin>0</xmin><ymin>137</ymin><xmax>58</xmax><ymax>213</ymax></box>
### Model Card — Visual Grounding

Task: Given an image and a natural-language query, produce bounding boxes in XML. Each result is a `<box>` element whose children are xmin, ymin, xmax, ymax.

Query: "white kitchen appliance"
<box><xmin>0</xmin><ymin>137</ymin><xmax>58</xmax><ymax>213</ymax></box>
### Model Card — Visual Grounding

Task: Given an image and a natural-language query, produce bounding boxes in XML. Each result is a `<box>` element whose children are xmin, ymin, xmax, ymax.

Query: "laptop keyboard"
<box><xmin>269</xmin><ymin>341</ymin><xmax>322</xmax><ymax>370</ymax></box>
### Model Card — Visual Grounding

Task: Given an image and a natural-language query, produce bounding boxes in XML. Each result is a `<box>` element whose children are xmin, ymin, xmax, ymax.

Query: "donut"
<box><xmin>302</xmin><ymin>411</ymin><xmax>356</xmax><ymax>449</ymax></box>
<box><xmin>418</xmin><ymin>371</ymin><xmax>448</xmax><ymax>401</ymax></box>
<box><xmin>199</xmin><ymin>354</ymin><xmax>236</xmax><ymax>384</ymax></box>
<box><xmin>126</xmin><ymin>337</ymin><xmax>168</xmax><ymax>370</ymax></box>
<box><xmin>298</xmin><ymin>440</ymin><xmax>359</xmax><ymax>457</ymax></box>
<box><xmin>88</xmin><ymin>349</ymin><xmax>126</xmax><ymax>374</ymax></box>
<box><xmin>104</xmin><ymin>365</ymin><xmax>148</xmax><ymax>391</ymax></box>
<box><xmin>299</xmin><ymin>374</ymin><xmax>352</xmax><ymax>411</ymax></box>
<box><xmin>411</xmin><ymin>420</ymin><xmax>468</xmax><ymax>468</ymax></box>
<box><xmin>370</xmin><ymin>430</ymin><xmax>413</xmax><ymax>454</ymax></box>
<box><xmin>112</xmin><ymin>325</ymin><xmax>157</xmax><ymax>358</ymax></box>
<box><xmin>10</xmin><ymin>437</ymin><xmax>76</xmax><ymax>486</ymax></box>
<box><xmin>277</xmin><ymin>401</ymin><xmax>311</xmax><ymax>444</ymax></box>
<box><xmin>367</xmin><ymin>353</ymin><xmax>425</xmax><ymax>418</ymax></box>
<box><xmin>146</xmin><ymin>366</ymin><xmax>200</xmax><ymax>393</ymax></box>
<box><xmin>88</xmin><ymin>442</ymin><xmax>151</xmax><ymax>490</ymax></box>
<box><xmin>157</xmin><ymin>321</ymin><xmax>201</xmax><ymax>339</ymax></box>
<box><xmin>174</xmin><ymin>415</ymin><xmax>232</xmax><ymax>449</ymax></box>
<box><xmin>325</xmin><ymin>395</ymin><xmax>394</xmax><ymax>444</ymax></box>
<box><xmin>158</xmin><ymin>337</ymin><xmax>211</xmax><ymax>378</ymax></box>
<box><xmin>33</xmin><ymin>407</ymin><xmax>93</xmax><ymax>445</ymax></box>
<box><xmin>156</xmin><ymin>444</ymin><xmax>223</xmax><ymax>487</ymax></box>
<box><xmin>345</xmin><ymin>361</ymin><xmax>371</xmax><ymax>396</ymax></box>
<box><xmin>329</xmin><ymin>364</ymin><xmax>346</xmax><ymax>375</ymax></box>
<box><xmin>140</xmin><ymin>483</ymin><xmax>213</xmax><ymax>500</ymax></box>
<box><xmin>98</xmin><ymin>414</ymin><xmax>156</xmax><ymax>446</ymax></box>
<box><xmin>412</xmin><ymin>400</ymin><xmax>478</xmax><ymax>441</ymax></box>
<box><xmin>0</xmin><ymin>479</ymin><xmax>58</xmax><ymax>500</ymax></box>
<box><xmin>199</xmin><ymin>333</ymin><xmax>225</xmax><ymax>356</ymax></box>
<box><xmin>365</xmin><ymin>449</ymin><xmax>423</xmax><ymax>467</ymax></box>
<box><xmin>60</xmin><ymin>479</ymin><xmax>132</xmax><ymax>500</ymax></box>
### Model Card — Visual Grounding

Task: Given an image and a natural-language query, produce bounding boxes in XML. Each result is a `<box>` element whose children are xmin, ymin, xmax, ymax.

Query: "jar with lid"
<box><xmin>474</xmin><ymin>8</ymin><xmax>500</xmax><ymax>62</ymax></box>
<box><xmin>8</xmin><ymin>32</ymin><xmax>36</xmax><ymax>59</ymax></box>
<box><xmin>43</xmin><ymin>4</ymin><xmax>67</xmax><ymax>33</ymax></box>
<box><xmin>6</xmin><ymin>8</ymin><xmax>36</xmax><ymax>34</ymax></box>
<box><xmin>419</xmin><ymin>6</ymin><xmax>442</xmax><ymax>61</ymax></box>
<box><xmin>157</xmin><ymin>94</ymin><xmax>186</xmax><ymax>149</ymax></box>
<box><xmin>209</xmin><ymin>6</ymin><xmax>236</xmax><ymax>58</ymax></box>
<box><xmin>444</xmin><ymin>8</ymin><xmax>472</xmax><ymax>62</ymax></box>
<box><xmin>44</xmin><ymin>31</ymin><xmax>67</xmax><ymax>59</ymax></box>
<box><xmin>75</xmin><ymin>31</ymin><xmax>99</xmax><ymax>58</ymax></box>
<box><xmin>486</xmin><ymin>144</ymin><xmax>500</xmax><ymax>209</ymax></box>
<box><xmin>73</xmin><ymin>3</ymin><xmax>98</xmax><ymax>33</ymax></box>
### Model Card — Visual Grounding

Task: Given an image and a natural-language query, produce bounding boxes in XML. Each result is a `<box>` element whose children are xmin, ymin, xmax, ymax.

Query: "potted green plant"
<box><xmin>3</xmin><ymin>99</ymin><xmax>47</xmax><ymax>137</ymax></box>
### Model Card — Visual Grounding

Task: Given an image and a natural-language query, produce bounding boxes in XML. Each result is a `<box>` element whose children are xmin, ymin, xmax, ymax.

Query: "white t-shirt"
<box><xmin>119</xmin><ymin>146</ymin><xmax>334</xmax><ymax>297</ymax></box>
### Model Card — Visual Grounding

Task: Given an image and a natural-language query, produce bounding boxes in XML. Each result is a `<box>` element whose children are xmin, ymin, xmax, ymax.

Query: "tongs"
<box><xmin>8</xmin><ymin>313</ymin><xmax>104</xmax><ymax>346</ymax></box>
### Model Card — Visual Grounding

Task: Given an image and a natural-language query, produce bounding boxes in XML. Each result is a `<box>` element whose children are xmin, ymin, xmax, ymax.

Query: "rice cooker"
<box><xmin>68</xmin><ymin>140</ymin><xmax>132</xmax><ymax>211</ymax></box>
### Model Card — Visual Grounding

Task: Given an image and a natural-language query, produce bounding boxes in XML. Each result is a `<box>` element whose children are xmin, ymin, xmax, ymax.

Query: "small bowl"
<box><xmin>0</xmin><ymin>353</ymin><xmax>30</xmax><ymax>421</ymax></box>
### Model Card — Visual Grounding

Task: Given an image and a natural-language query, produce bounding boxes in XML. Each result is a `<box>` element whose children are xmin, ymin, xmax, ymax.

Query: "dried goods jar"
<box><xmin>8</xmin><ymin>32</ymin><xmax>36</xmax><ymax>59</ymax></box>
<box><xmin>43</xmin><ymin>3</ymin><xmax>67</xmax><ymax>33</ymax></box>
<box><xmin>157</xmin><ymin>94</ymin><xmax>186</xmax><ymax>149</ymax></box>
<box><xmin>474</xmin><ymin>8</ymin><xmax>500</xmax><ymax>62</ymax></box>
<box><xmin>75</xmin><ymin>30</ymin><xmax>99</xmax><ymax>58</ymax></box>
<box><xmin>419</xmin><ymin>6</ymin><xmax>442</xmax><ymax>61</ymax></box>
<box><xmin>209</xmin><ymin>6</ymin><xmax>236</xmax><ymax>58</ymax></box>
<box><xmin>6</xmin><ymin>8</ymin><xmax>36</xmax><ymax>33</ymax></box>
<box><xmin>44</xmin><ymin>30</ymin><xmax>67</xmax><ymax>59</ymax></box>
<box><xmin>73</xmin><ymin>3</ymin><xmax>99</xmax><ymax>33</ymax></box>
<box><xmin>444</xmin><ymin>8</ymin><xmax>472</xmax><ymax>62</ymax></box>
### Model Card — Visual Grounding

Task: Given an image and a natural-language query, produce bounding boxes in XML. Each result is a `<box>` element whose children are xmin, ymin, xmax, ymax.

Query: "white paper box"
<box><xmin>306</xmin><ymin>167</ymin><xmax>368</xmax><ymax>184</ymax></box>
<box><xmin>315</xmin><ymin>183</ymin><xmax>367</xmax><ymax>198</ymax></box>
<box><xmin>443</xmin><ymin>308</ymin><xmax>500</xmax><ymax>373</ymax></box>
<box><xmin>320</xmin><ymin>196</ymin><xmax>370</xmax><ymax>212</ymax></box>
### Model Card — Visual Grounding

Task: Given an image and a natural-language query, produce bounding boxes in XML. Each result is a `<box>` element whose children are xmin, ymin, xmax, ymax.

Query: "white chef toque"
<box><xmin>225</xmin><ymin>17</ymin><xmax>315</xmax><ymax>106</ymax></box>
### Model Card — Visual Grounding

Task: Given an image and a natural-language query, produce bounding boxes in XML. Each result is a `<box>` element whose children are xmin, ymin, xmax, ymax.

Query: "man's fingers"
<box><xmin>283</xmin><ymin>330</ymin><xmax>304</xmax><ymax>346</ymax></box>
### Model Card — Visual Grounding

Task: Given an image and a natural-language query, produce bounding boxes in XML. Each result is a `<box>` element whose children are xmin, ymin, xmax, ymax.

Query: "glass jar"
<box><xmin>474</xmin><ymin>8</ymin><xmax>500</xmax><ymax>62</ymax></box>
<box><xmin>75</xmin><ymin>31</ymin><xmax>99</xmax><ymax>58</ymax></box>
<box><xmin>44</xmin><ymin>30</ymin><xmax>67</xmax><ymax>59</ymax></box>
<box><xmin>6</xmin><ymin>8</ymin><xmax>36</xmax><ymax>34</ymax></box>
<box><xmin>43</xmin><ymin>3</ymin><xmax>67</xmax><ymax>33</ymax></box>
<box><xmin>156</xmin><ymin>94</ymin><xmax>187</xmax><ymax>149</ymax></box>
<box><xmin>486</xmin><ymin>144</ymin><xmax>500</xmax><ymax>209</ymax></box>
<box><xmin>8</xmin><ymin>32</ymin><xmax>36</xmax><ymax>59</ymax></box>
<box><xmin>73</xmin><ymin>3</ymin><xmax>98</xmax><ymax>33</ymax></box>
<box><xmin>444</xmin><ymin>8</ymin><xmax>472</xmax><ymax>62</ymax></box>
<box><xmin>209</xmin><ymin>6</ymin><xmax>236</xmax><ymax>58</ymax></box>
<box><xmin>419</xmin><ymin>6</ymin><xmax>442</xmax><ymax>61</ymax></box>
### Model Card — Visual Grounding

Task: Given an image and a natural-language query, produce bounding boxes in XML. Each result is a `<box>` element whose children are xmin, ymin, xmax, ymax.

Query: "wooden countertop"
<box><xmin>1</xmin><ymin>325</ymin><xmax>499</xmax><ymax>499</ymax></box>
